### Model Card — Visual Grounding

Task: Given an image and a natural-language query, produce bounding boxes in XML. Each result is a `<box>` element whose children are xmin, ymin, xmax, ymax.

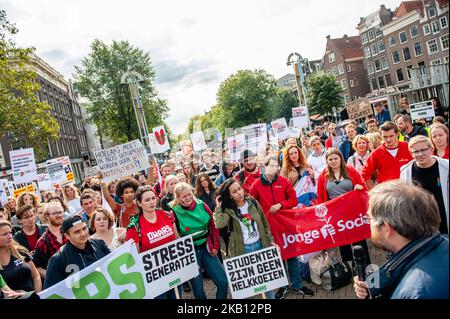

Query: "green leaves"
<box><xmin>74</xmin><ymin>40</ymin><xmax>168</xmax><ymax>144</ymax></box>
<box><xmin>306</xmin><ymin>72</ymin><xmax>343</xmax><ymax>117</ymax></box>
<box><xmin>0</xmin><ymin>10</ymin><xmax>60</xmax><ymax>162</ymax></box>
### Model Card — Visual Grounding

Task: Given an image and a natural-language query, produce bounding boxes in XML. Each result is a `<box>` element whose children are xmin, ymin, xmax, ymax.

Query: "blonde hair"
<box><xmin>352</xmin><ymin>135</ymin><xmax>370</xmax><ymax>151</ymax></box>
<box><xmin>0</xmin><ymin>221</ymin><xmax>28</xmax><ymax>270</ymax></box>
<box><xmin>366</xmin><ymin>132</ymin><xmax>384</xmax><ymax>150</ymax></box>
<box><xmin>430</xmin><ymin>123</ymin><xmax>449</xmax><ymax>149</ymax></box>
<box><xmin>173</xmin><ymin>182</ymin><xmax>194</xmax><ymax>207</ymax></box>
<box><xmin>408</xmin><ymin>135</ymin><xmax>434</xmax><ymax>150</ymax></box>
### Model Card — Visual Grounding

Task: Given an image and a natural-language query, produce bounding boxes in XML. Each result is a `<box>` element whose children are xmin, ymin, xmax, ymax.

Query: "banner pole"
<box><xmin>174</xmin><ymin>286</ymin><xmax>180</xmax><ymax>300</ymax></box>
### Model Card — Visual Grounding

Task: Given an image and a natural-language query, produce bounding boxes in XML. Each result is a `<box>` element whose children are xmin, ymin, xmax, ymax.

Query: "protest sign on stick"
<box><xmin>190</xmin><ymin>131</ymin><xmax>208</xmax><ymax>152</ymax></box>
<box><xmin>223</xmin><ymin>246</ymin><xmax>288</xmax><ymax>299</ymax></box>
<box><xmin>9</xmin><ymin>148</ymin><xmax>37</xmax><ymax>185</ymax></box>
<box><xmin>149</xmin><ymin>126</ymin><xmax>170</xmax><ymax>154</ymax></box>
<box><xmin>93</xmin><ymin>140</ymin><xmax>150</xmax><ymax>183</ymax></box>
<box><xmin>409</xmin><ymin>101</ymin><xmax>435</xmax><ymax>122</ymax></box>
<box><xmin>292</xmin><ymin>106</ymin><xmax>309</xmax><ymax>129</ymax></box>
<box><xmin>271</xmin><ymin>118</ymin><xmax>290</xmax><ymax>141</ymax></box>
<box><xmin>227</xmin><ymin>134</ymin><xmax>246</xmax><ymax>162</ymax></box>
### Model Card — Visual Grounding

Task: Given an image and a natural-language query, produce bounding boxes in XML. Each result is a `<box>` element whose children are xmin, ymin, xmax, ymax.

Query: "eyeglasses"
<box><xmin>48</xmin><ymin>211</ymin><xmax>64</xmax><ymax>216</ymax></box>
<box><xmin>410</xmin><ymin>147</ymin><xmax>430</xmax><ymax>156</ymax></box>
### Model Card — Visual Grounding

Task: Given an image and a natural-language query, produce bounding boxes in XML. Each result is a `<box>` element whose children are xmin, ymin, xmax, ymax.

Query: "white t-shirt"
<box><xmin>237</xmin><ymin>202</ymin><xmax>260</xmax><ymax>245</ymax></box>
<box><xmin>387</xmin><ymin>147</ymin><xmax>399</xmax><ymax>158</ymax></box>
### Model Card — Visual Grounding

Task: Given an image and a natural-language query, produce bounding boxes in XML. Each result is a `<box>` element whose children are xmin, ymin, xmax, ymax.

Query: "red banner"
<box><xmin>267</xmin><ymin>191</ymin><xmax>371</xmax><ymax>260</ymax></box>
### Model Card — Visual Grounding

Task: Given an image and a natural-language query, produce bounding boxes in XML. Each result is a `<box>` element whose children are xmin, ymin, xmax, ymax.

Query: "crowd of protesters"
<box><xmin>0</xmin><ymin>97</ymin><xmax>448</xmax><ymax>300</ymax></box>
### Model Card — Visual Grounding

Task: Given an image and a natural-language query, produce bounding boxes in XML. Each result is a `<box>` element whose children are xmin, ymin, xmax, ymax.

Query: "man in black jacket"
<box><xmin>13</xmin><ymin>205</ymin><xmax>47</xmax><ymax>252</ymax></box>
<box><xmin>44</xmin><ymin>215</ymin><xmax>110</xmax><ymax>289</ymax></box>
<box><xmin>395</xmin><ymin>114</ymin><xmax>428</xmax><ymax>142</ymax></box>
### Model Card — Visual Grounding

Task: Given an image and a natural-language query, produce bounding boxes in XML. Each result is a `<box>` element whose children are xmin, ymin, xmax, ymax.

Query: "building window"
<box><xmin>389</xmin><ymin>36</ymin><xmax>396</xmax><ymax>47</ymax></box>
<box><xmin>427</xmin><ymin>39</ymin><xmax>439</xmax><ymax>55</ymax></box>
<box><xmin>410</xmin><ymin>25</ymin><xmax>419</xmax><ymax>38</ymax></box>
<box><xmin>377</xmin><ymin>40</ymin><xmax>385</xmax><ymax>52</ymax></box>
<box><xmin>385</xmin><ymin>73</ymin><xmax>392</xmax><ymax>87</ymax></box>
<box><xmin>403</xmin><ymin>47</ymin><xmax>412</xmax><ymax>61</ymax></box>
<box><xmin>328</xmin><ymin>52</ymin><xmax>336</xmax><ymax>63</ymax></box>
<box><xmin>338</xmin><ymin>64</ymin><xmax>344</xmax><ymax>75</ymax></box>
<box><xmin>431</xmin><ymin>21</ymin><xmax>441</xmax><ymax>34</ymax></box>
<box><xmin>368</xmin><ymin>61</ymin><xmax>375</xmax><ymax>74</ymax></box>
<box><xmin>399</xmin><ymin>31</ymin><xmax>407</xmax><ymax>44</ymax></box>
<box><xmin>392</xmin><ymin>51</ymin><xmax>401</xmax><ymax>64</ymax></box>
<box><xmin>341</xmin><ymin>79</ymin><xmax>348</xmax><ymax>90</ymax></box>
<box><xmin>431</xmin><ymin>59</ymin><xmax>442</xmax><ymax>65</ymax></box>
<box><xmin>332</xmin><ymin>66</ymin><xmax>338</xmax><ymax>76</ymax></box>
<box><xmin>423</xmin><ymin>24</ymin><xmax>431</xmax><ymax>36</ymax></box>
<box><xmin>378</xmin><ymin>76</ymin><xmax>385</xmax><ymax>89</ymax></box>
<box><xmin>375</xmin><ymin>59</ymin><xmax>382</xmax><ymax>72</ymax></box>
<box><xmin>375</xmin><ymin>27</ymin><xmax>383</xmax><ymax>38</ymax></box>
<box><xmin>350</xmin><ymin>79</ymin><xmax>355</xmax><ymax>87</ymax></box>
<box><xmin>344</xmin><ymin>95</ymin><xmax>350</xmax><ymax>104</ymax></box>
<box><xmin>414</xmin><ymin>42</ymin><xmax>423</xmax><ymax>56</ymax></box>
<box><xmin>368</xmin><ymin>30</ymin><xmax>375</xmax><ymax>41</ymax></box>
<box><xmin>406</xmin><ymin>65</ymin><xmax>413</xmax><ymax>79</ymax></box>
<box><xmin>370</xmin><ymin>78</ymin><xmax>378</xmax><ymax>91</ymax></box>
<box><xmin>371</xmin><ymin>43</ymin><xmax>378</xmax><ymax>56</ymax></box>
<box><xmin>428</xmin><ymin>7</ymin><xmax>436</xmax><ymax>18</ymax></box>
<box><xmin>362</xmin><ymin>33</ymin><xmax>368</xmax><ymax>44</ymax></box>
<box><xmin>418</xmin><ymin>61</ymin><xmax>426</xmax><ymax>75</ymax></box>
<box><xmin>444</xmin><ymin>56</ymin><xmax>449</xmax><ymax>64</ymax></box>
<box><xmin>440</xmin><ymin>16</ymin><xmax>448</xmax><ymax>29</ymax></box>
<box><xmin>364</xmin><ymin>47</ymin><xmax>371</xmax><ymax>58</ymax></box>
<box><xmin>396</xmin><ymin>68</ymin><xmax>404</xmax><ymax>82</ymax></box>
<box><xmin>440</xmin><ymin>34</ymin><xmax>449</xmax><ymax>50</ymax></box>
<box><xmin>381</xmin><ymin>56</ymin><xmax>389</xmax><ymax>70</ymax></box>
<box><xmin>347</xmin><ymin>64</ymin><xmax>352</xmax><ymax>72</ymax></box>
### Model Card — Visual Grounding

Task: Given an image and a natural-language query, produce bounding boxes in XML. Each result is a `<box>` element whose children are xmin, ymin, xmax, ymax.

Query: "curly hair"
<box><xmin>115</xmin><ymin>177</ymin><xmax>139</xmax><ymax>198</ymax></box>
<box><xmin>17</xmin><ymin>192</ymin><xmax>40</xmax><ymax>210</ymax></box>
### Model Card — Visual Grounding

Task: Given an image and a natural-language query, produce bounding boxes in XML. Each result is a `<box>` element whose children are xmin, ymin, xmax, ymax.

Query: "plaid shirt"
<box><xmin>32</xmin><ymin>228</ymin><xmax>68</xmax><ymax>269</ymax></box>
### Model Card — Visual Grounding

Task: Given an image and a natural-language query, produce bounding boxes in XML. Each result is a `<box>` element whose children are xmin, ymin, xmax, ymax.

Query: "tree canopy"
<box><xmin>305</xmin><ymin>72</ymin><xmax>343</xmax><ymax>117</ymax></box>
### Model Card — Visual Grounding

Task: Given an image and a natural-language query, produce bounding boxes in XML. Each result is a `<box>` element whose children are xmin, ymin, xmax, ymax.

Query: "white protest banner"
<box><xmin>140</xmin><ymin>236</ymin><xmax>198</xmax><ymax>299</ymax></box>
<box><xmin>0</xmin><ymin>179</ymin><xmax>10</xmax><ymax>205</ymax></box>
<box><xmin>190</xmin><ymin>131</ymin><xmax>208</xmax><ymax>152</ymax></box>
<box><xmin>242</xmin><ymin>123</ymin><xmax>268</xmax><ymax>154</ymax></box>
<box><xmin>38</xmin><ymin>236</ymin><xmax>198</xmax><ymax>299</ymax></box>
<box><xmin>227</xmin><ymin>134</ymin><xmax>246</xmax><ymax>162</ymax></box>
<box><xmin>149</xmin><ymin>126</ymin><xmax>170</xmax><ymax>154</ymax></box>
<box><xmin>409</xmin><ymin>100</ymin><xmax>435</xmax><ymax>122</ymax></box>
<box><xmin>292</xmin><ymin>106</ymin><xmax>309</xmax><ymax>129</ymax></box>
<box><xmin>9</xmin><ymin>148</ymin><xmax>37</xmax><ymax>185</ymax></box>
<box><xmin>224</xmin><ymin>246</ymin><xmax>288</xmax><ymax>299</ymax></box>
<box><xmin>271</xmin><ymin>118</ymin><xmax>290</xmax><ymax>141</ymax></box>
<box><xmin>37</xmin><ymin>173</ymin><xmax>53</xmax><ymax>191</ymax></box>
<box><xmin>46</xmin><ymin>160</ymin><xmax>67</xmax><ymax>185</ymax></box>
<box><xmin>93</xmin><ymin>140</ymin><xmax>150</xmax><ymax>183</ymax></box>
<box><xmin>84</xmin><ymin>166</ymin><xmax>99</xmax><ymax>178</ymax></box>
<box><xmin>288</xmin><ymin>118</ymin><xmax>302</xmax><ymax>138</ymax></box>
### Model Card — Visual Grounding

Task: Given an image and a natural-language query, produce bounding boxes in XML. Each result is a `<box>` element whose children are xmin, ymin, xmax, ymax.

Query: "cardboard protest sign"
<box><xmin>9</xmin><ymin>148</ymin><xmax>38</xmax><ymax>185</ymax></box>
<box><xmin>149</xmin><ymin>126</ymin><xmax>170</xmax><ymax>154</ymax></box>
<box><xmin>37</xmin><ymin>173</ymin><xmax>53</xmax><ymax>191</ymax></box>
<box><xmin>346</xmin><ymin>98</ymin><xmax>372</xmax><ymax>120</ymax></box>
<box><xmin>190</xmin><ymin>131</ymin><xmax>208</xmax><ymax>152</ymax></box>
<box><xmin>46</xmin><ymin>160</ymin><xmax>66</xmax><ymax>185</ymax></box>
<box><xmin>38</xmin><ymin>236</ymin><xmax>199</xmax><ymax>299</ymax></box>
<box><xmin>409</xmin><ymin>101</ymin><xmax>435</xmax><ymax>122</ymax></box>
<box><xmin>93</xmin><ymin>140</ymin><xmax>150</xmax><ymax>183</ymax></box>
<box><xmin>271</xmin><ymin>118</ymin><xmax>290</xmax><ymax>141</ymax></box>
<box><xmin>140</xmin><ymin>236</ymin><xmax>198</xmax><ymax>299</ymax></box>
<box><xmin>268</xmin><ymin>191</ymin><xmax>371</xmax><ymax>259</ymax></box>
<box><xmin>242</xmin><ymin>124</ymin><xmax>268</xmax><ymax>155</ymax></box>
<box><xmin>292</xmin><ymin>106</ymin><xmax>309</xmax><ymax>129</ymax></box>
<box><xmin>224</xmin><ymin>247</ymin><xmax>289</xmax><ymax>299</ymax></box>
<box><xmin>227</xmin><ymin>134</ymin><xmax>246</xmax><ymax>162</ymax></box>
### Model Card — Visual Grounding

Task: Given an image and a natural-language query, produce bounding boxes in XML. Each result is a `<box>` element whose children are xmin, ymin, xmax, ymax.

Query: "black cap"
<box><xmin>61</xmin><ymin>215</ymin><xmax>84</xmax><ymax>233</ymax></box>
<box><xmin>241</xmin><ymin>149</ymin><xmax>256</xmax><ymax>160</ymax></box>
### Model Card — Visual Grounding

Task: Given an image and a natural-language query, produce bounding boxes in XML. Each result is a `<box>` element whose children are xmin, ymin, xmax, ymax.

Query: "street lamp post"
<box><xmin>121</xmin><ymin>71</ymin><xmax>150</xmax><ymax>148</ymax></box>
<box><xmin>287</xmin><ymin>52</ymin><xmax>312</xmax><ymax>130</ymax></box>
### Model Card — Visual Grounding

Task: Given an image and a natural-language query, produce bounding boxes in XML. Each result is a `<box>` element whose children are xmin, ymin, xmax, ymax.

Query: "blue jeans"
<box><xmin>244</xmin><ymin>241</ymin><xmax>275</xmax><ymax>299</ymax></box>
<box><xmin>283</xmin><ymin>257</ymin><xmax>303</xmax><ymax>290</ymax></box>
<box><xmin>190</xmin><ymin>245</ymin><xmax>228</xmax><ymax>299</ymax></box>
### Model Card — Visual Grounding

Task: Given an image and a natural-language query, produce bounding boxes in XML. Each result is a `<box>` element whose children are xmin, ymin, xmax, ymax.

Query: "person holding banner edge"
<box><xmin>214</xmin><ymin>178</ymin><xmax>277</xmax><ymax>299</ymax></box>
<box><xmin>250</xmin><ymin>156</ymin><xmax>314</xmax><ymax>299</ymax></box>
<box><xmin>126</xmin><ymin>185</ymin><xmax>182</xmax><ymax>299</ymax></box>
<box><xmin>316</xmin><ymin>148</ymin><xmax>371</xmax><ymax>271</ymax></box>
<box><xmin>171</xmin><ymin>182</ymin><xmax>228</xmax><ymax>299</ymax></box>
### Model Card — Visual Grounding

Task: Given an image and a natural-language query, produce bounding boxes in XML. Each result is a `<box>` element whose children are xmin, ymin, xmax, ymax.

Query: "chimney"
<box><xmin>326</xmin><ymin>35</ymin><xmax>331</xmax><ymax>40</ymax></box>
<box><xmin>343</xmin><ymin>34</ymin><xmax>348</xmax><ymax>41</ymax></box>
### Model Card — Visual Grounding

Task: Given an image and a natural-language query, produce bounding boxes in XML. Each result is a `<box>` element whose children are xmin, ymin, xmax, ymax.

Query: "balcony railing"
<box><xmin>410</xmin><ymin>64</ymin><xmax>449</xmax><ymax>89</ymax></box>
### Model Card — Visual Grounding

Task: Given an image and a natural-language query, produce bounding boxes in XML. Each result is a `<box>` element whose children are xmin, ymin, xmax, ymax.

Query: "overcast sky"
<box><xmin>3</xmin><ymin>0</ymin><xmax>401</xmax><ymax>135</ymax></box>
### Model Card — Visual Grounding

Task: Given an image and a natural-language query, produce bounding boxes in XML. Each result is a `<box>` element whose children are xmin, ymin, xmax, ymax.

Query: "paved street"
<box><xmin>182</xmin><ymin>241</ymin><xmax>387</xmax><ymax>300</ymax></box>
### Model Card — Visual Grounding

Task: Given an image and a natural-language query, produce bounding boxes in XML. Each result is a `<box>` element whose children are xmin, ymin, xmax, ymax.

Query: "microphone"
<box><xmin>353</xmin><ymin>245</ymin><xmax>367</xmax><ymax>281</ymax></box>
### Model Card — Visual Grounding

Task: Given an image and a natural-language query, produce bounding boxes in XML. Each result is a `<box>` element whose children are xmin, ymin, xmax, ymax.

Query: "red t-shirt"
<box><xmin>24</xmin><ymin>227</ymin><xmax>39</xmax><ymax>252</ymax></box>
<box><xmin>126</xmin><ymin>210</ymin><xmax>176</xmax><ymax>252</ymax></box>
<box><xmin>114</xmin><ymin>203</ymin><xmax>138</xmax><ymax>228</ymax></box>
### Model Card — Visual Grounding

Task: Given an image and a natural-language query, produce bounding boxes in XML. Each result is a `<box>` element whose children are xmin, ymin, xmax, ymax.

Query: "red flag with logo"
<box><xmin>267</xmin><ymin>191</ymin><xmax>371</xmax><ymax>260</ymax></box>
